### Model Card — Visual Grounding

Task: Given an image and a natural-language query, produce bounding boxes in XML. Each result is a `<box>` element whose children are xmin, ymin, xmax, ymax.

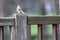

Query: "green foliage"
<box><xmin>31</xmin><ymin>25</ymin><xmax>52</xmax><ymax>40</ymax></box>
<box><xmin>31</xmin><ymin>25</ymin><xmax>37</xmax><ymax>40</ymax></box>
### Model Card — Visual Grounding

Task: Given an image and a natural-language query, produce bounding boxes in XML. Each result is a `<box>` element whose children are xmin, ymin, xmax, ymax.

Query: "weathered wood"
<box><xmin>10</xmin><ymin>26</ymin><xmax>15</xmax><ymax>40</ymax></box>
<box><xmin>52</xmin><ymin>24</ymin><xmax>57</xmax><ymax>40</ymax></box>
<box><xmin>0</xmin><ymin>17</ymin><xmax>15</xmax><ymax>26</ymax></box>
<box><xmin>0</xmin><ymin>22</ymin><xmax>14</xmax><ymax>26</ymax></box>
<box><xmin>15</xmin><ymin>14</ymin><xmax>28</xmax><ymax>40</ymax></box>
<box><xmin>38</xmin><ymin>24</ymin><xmax>42</xmax><ymax>40</ymax></box>
<box><xmin>57</xmin><ymin>24</ymin><xmax>59</xmax><ymax>40</ymax></box>
<box><xmin>0</xmin><ymin>15</ymin><xmax>60</xmax><ymax>40</ymax></box>
<box><xmin>28</xmin><ymin>16</ymin><xmax>60</xmax><ymax>24</ymax></box>
<box><xmin>0</xmin><ymin>26</ymin><xmax>3</xmax><ymax>40</ymax></box>
<box><xmin>27</xmin><ymin>25</ymin><xmax>31</xmax><ymax>40</ymax></box>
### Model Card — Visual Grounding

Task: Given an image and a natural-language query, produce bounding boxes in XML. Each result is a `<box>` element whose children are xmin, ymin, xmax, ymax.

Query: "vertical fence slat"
<box><xmin>16</xmin><ymin>14</ymin><xmax>28</xmax><ymax>40</ymax></box>
<box><xmin>52</xmin><ymin>24</ymin><xmax>57</xmax><ymax>40</ymax></box>
<box><xmin>0</xmin><ymin>27</ymin><xmax>3</xmax><ymax>40</ymax></box>
<box><xmin>27</xmin><ymin>25</ymin><xmax>31</xmax><ymax>40</ymax></box>
<box><xmin>10</xmin><ymin>26</ymin><xmax>15</xmax><ymax>40</ymax></box>
<box><xmin>38</xmin><ymin>24</ymin><xmax>42</xmax><ymax>40</ymax></box>
<box><xmin>10</xmin><ymin>27</ymin><xmax>14</xmax><ymax>40</ymax></box>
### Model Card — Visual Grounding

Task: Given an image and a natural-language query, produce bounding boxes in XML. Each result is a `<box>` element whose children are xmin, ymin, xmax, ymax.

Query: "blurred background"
<box><xmin>0</xmin><ymin>0</ymin><xmax>59</xmax><ymax>40</ymax></box>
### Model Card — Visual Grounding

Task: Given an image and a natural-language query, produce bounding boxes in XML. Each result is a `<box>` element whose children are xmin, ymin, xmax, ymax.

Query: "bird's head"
<box><xmin>16</xmin><ymin>5</ymin><xmax>21</xmax><ymax>14</ymax></box>
<box><xmin>16</xmin><ymin>5</ymin><xmax>25</xmax><ymax>15</ymax></box>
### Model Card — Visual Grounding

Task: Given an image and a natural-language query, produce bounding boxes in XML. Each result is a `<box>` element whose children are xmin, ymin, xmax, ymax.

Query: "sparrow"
<box><xmin>16</xmin><ymin>5</ymin><xmax>25</xmax><ymax>15</ymax></box>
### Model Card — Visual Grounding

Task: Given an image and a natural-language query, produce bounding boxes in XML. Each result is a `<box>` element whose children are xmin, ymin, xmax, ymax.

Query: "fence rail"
<box><xmin>28</xmin><ymin>16</ymin><xmax>60</xmax><ymax>24</ymax></box>
<box><xmin>0</xmin><ymin>15</ymin><xmax>59</xmax><ymax>40</ymax></box>
<box><xmin>28</xmin><ymin>16</ymin><xmax>58</xmax><ymax>40</ymax></box>
<box><xmin>0</xmin><ymin>17</ymin><xmax>15</xmax><ymax>26</ymax></box>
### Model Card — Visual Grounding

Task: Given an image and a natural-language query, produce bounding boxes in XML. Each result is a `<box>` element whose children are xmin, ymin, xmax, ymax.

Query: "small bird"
<box><xmin>16</xmin><ymin>5</ymin><xmax>25</xmax><ymax>15</ymax></box>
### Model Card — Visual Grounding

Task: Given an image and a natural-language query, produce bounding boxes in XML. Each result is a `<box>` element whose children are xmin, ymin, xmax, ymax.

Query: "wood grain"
<box><xmin>38</xmin><ymin>24</ymin><xmax>42</xmax><ymax>40</ymax></box>
<box><xmin>0</xmin><ymin>26</ymin><xmax>3</xmax><ymax>40</ymax></box>
<box><xmin>28</xmin><ymin>16</ymin><xmax>60</xmax><ymax>24</ymax></box>
<box><xmin>15</xmin><ymin>14</ymin><xmax>28</xmax><ymax>40</ymax></box>
<box><xmin>10</xmin><ymin>26</ymin><xmax>16</xmax><ymax>40</ymax></box>
<box><xmin>0</xmin><ymin>17</ymin><xmax>15</xmax><ymax>26</ymax></box>
<box><xmin>52</xmin><ymin>24</ymin><xmax>57</xmax><ymax>40</ymax></box>
<box><xmin>27</xmin><ymin>25</ymin><xmax>31</xmax><ymax>40</ymax></box>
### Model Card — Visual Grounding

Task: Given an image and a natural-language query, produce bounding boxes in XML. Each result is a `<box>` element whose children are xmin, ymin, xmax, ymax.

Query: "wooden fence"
<box><xmin>0</xmin><ymin>14</ymin><xmax>60</xmax><ymax>40</ymax></box>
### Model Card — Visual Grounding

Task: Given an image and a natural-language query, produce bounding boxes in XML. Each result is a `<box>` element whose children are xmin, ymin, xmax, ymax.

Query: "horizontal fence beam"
<box><xmin>0</xmin><ymin>17</ymin><xmax>15</xmax><ymax>26</ymax></box>
<box><xmin>28</xmin><ymin>16</ymin><xmax>60</xmax><ymax>24</ymax></box>
<box><xmin>0</xmin><ymin>16</ymin><xmax>60</xmax><ymax>25</ymax></box>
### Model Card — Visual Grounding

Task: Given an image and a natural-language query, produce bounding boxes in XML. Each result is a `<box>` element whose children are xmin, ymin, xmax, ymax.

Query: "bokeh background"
<box><xmin>0</xmin><ymin>0</ymin><xmax>59</xmax><ymax>40</ymax></box>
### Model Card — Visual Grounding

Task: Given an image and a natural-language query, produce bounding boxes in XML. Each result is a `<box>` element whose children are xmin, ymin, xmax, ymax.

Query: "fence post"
<box><xmin>15</xmin><ymin>14</ymin><xmax>28</xmax><ymax>40</ymax></box>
